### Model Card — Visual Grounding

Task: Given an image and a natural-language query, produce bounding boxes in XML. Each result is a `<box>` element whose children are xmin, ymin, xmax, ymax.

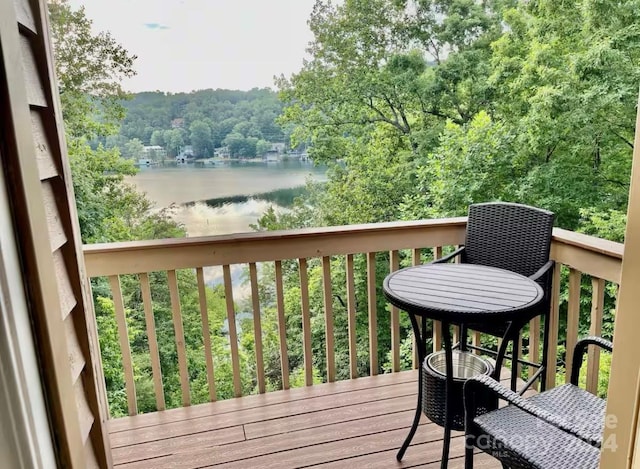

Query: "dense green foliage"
<box><xmin>52</xmin><ymin>0</ymin><xmax>635</xmax><ymax>415</ymax></box>
<box><xmin>103</xmin><ymin>89</ymin><xmax>288</xmax><ymax>158</ymax></box>
<box><xmin>269</xmin><ymin>0</ymin><xmax>637</xmax><ymax>381</ymax></box>
<box><xmin>279</xmin><ymin>0</ymin><xmax>637</xmax><ymax>232</ymax></box>
<box><xmin>49</xmin><ymin>1</ymin><xmax>264</xmax><ymax>415</ymax></box>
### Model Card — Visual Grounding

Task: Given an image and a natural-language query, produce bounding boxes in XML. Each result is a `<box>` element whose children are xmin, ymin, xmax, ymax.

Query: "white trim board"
<box><xmin>0</xmin><ymin>145</ymin><xmax>56</xmax><ymax>468</ymax></box>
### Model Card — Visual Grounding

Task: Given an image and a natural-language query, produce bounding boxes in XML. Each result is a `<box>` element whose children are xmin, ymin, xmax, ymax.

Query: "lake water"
<box><xmin>129</xmin><ymin>160</ymin><xmax>327</xmax><ymax>237</ymax></box>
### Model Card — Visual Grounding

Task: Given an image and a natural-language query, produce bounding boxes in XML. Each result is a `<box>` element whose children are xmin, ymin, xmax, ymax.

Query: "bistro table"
<box><xmin>383</xmin><ymin>263</ymin><xmax>544</xmax><ymax>469</ymax></box>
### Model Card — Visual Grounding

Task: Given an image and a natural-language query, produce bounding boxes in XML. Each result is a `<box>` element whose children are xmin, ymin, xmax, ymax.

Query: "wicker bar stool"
<box><xmin>433</xmin><ymin>202</ymin><xmax>555</xmax><ymax>393</ymax></box>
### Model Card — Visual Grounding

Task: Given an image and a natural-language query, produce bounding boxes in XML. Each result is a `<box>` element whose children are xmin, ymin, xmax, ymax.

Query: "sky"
<box><xmin>69</xmin><ymin>0</ymin><xmax>317</xmax><ymax>93</ymax></box>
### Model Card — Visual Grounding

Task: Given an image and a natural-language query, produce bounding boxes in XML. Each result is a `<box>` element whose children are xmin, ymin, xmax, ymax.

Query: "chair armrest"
<box><xmin>529</xmin><ymin>259</ymin><xmax>554</xmax><ymax>283</ymax></box>
<box><xmin>431</xmin><ymin>246</ymin><xmax>465</xmax><ymax>264</ymax></box>
<box><xmin>570</xmin><ymin>336</ymin><xmax>613</xmax><ymax>385</ymax></box>
<box><xmin>464</xmin><ymin>374</ymin><xmax>599</xmax><ymax>446</ymax></box>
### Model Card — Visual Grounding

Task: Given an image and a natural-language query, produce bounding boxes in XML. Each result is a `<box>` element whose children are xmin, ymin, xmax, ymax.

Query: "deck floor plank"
<box><xmin>108</xmin><ymin>370</ymin><xmax>417</xmax><ymax>433</ymax></box>
<box><xmin>244</xmin><ymin>393</ymin><xmax>416</xmax><ymax>439</ymax></box>
<box><xmin>110</xmin><ymin>370</ymin><xmax>503</xmax><ymax>469</ymax></box>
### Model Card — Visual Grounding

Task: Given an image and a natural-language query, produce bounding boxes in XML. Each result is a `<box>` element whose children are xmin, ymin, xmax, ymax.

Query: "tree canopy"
<box><xmin>277</xmin><ymin>0</ymin><xmax>637</xmax><ymax>237</ymax></box>
<box><xmin>48</xmin><ymin>0</ymin><xmax>636</xmax><ymax>412</ymax></box>
<box><xmin>107</xmin><ymin>89</ymin><xmax>286</xmax><ymax>158</ymax></box>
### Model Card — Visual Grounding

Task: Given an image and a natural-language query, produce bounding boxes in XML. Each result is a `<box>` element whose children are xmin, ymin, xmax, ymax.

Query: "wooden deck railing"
<box><xmin>83</xmin><ymin>218</ymin><xmax>623</xmax><ymax>417</ymax></box>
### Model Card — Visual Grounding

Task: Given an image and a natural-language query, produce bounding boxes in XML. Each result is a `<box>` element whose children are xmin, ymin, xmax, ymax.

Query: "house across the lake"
<box><xmin>176</xmin><ymin>145</ymin><xmax>195</xmax><ymax>163</ymax></box>
<box><xmin>143</xmin><ymin>145</ymin><xmax>166</xmax><ymax>160</ymax></box>
<box><xmin>214</xmin><ymin>146</ymin><xmax>230</xmax><ymax>158</ymax></box>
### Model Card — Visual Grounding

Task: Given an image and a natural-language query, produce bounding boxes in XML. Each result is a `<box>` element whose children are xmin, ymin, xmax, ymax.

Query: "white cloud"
<box><xmin>144</xmin><ymin>23</ymin><xmax>170</xmax><ymax>30</ymax></box>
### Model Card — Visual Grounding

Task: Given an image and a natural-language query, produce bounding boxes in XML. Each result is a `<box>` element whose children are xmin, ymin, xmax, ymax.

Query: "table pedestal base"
<box><xmin>397</xmin><ymin>318</ymin><xmax>506</xmax><ymax>469</ymax></box>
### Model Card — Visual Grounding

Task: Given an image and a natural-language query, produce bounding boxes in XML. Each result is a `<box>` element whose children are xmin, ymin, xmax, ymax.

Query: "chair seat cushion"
<box><xmin>527</xmin><ymin>384</ymin><xmax>606</xmax><ymax>446</ymax></box>
<box><xmin>474</xmin><ymin>405</ymin><xmax>600</xmax><ymax>469</ymax></box>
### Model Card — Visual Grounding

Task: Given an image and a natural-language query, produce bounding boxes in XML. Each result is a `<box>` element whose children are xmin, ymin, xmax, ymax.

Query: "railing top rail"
<box><xmin>83</xmin><ymin>218</ymin><xmax>468</xmax><ymax>254</ymax></box>
<box><xmin>551</xmin><ymin>228</ymin><xmax>623</xmax><ymax>282</ymax></box>
<box><xmin>83</xmin><ymin>218</ymin><xmax>468</xmax><ymax>277</ymax></box>
<box><xmin>552</xmin><ymin>228</ymin><xmax>623</xmax><ymax>259</ymax></box>
<box><xmin>82</xmin><ymin>217</ymin><xmax>624</xmax><ymax>282</ymax></box>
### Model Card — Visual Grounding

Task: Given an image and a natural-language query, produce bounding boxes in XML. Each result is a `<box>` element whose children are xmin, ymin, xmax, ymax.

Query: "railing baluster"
<box><xmin>249</xmin><ymin>263</ymin><xmax>266</xmax><ymax>393</ymax></box>
<box><xmin>546</xmin><ymin>263</ymin><xmax>561</xmax><ymax>389</ymax></box>
<box><xmin>528</xmin><ymin>315</ymin><xmax>540</xmax><ymax>390</ymax></box>
<box><xmin>587</xmin><ymin>277</ymin><xmax>605</xmax><ymax>394</ymax></box>
<box><xmin>299</xmin><ymin>258</ymin><xmax>313</xmax><ymax>386</ymax></box>
<box><xmin>223</xmin><ymin>265</ymin><xmax>242</xmax><ymax>397</ymax></box>
<box><xmin>274</xmin><ymin>261</ymin><xmax>289</xmax><ymax>390</ymax></box>
<box><xmin>432</xmin><ymin>246</ymin><xmax>443</xmax><ymax>352</ymax></box>
<box><xmin>367</xmin><ymin>252</ymin><xmax>378</xmax><ymax>376</ymax></box>
<box><xmin>565</xmin><ymin>268</ymin><xmax>581</xmax><ymax>384</ymax></box>
<box><xmin>139</xmin><ymin>272</ymin><xmax>165</xmax><ymax>410</ymax></box>
<box><xmin>108</xmin><ymin>275</ymin><xmax>137</xmax><ymax>415</ymax></box>
<box><xmin>390</xmin><ymin>250</ymin><xmax>401</xmax><ymax>372</ymax></box>
<box><xmin>322</xmin><ymin>257</ymin><xmax>336</xmax><ymax>382</ymax></box>
<box><xmin>412</xmin><ymin>248</ymin><xmax>421</xmax><ymax>369</ymax></box>
<box><xmin>515</xmin><ymin>333</ymin><xmax>522</xmax><ymax>378</ymax></box>
<box><xmin>471</xmin><ymin>331</ymin><xmax>481</xmax><ymax>356</ymax></box>
<box><xmin>167</xmin><ymin>270</ymin><xmax>190</xmax><ymax>406</ymax></box>
<box><xmin>346</xmin><ymin>254</ymin><xmax>358</xmax><ymax>379</ymax></box>
<box><xmin>83</xmin><ymin>219</ymin><xmax>625</xmax><ymax>418</ymax></box>
<box><xmin>196</xmin><ymin>268</ymin><xmax>216</xmax><ymax>401</ymax></box>
<box><xmin>452</xmin><ymin>246</ymin><xmax>461</xmax><ymax>346</ymax></box>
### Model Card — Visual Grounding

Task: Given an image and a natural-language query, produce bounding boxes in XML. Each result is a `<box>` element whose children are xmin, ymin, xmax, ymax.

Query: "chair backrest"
<box><xmin>462</xmin><ymin>202</ymin><xmax>555</xmax><ymax>279</ymax></box>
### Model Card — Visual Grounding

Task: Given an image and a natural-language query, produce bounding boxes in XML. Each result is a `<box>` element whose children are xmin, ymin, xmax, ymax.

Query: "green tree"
<box><xmin>164</xmin><ymin>129</ymin><xmax>185</xmax><ymax>157</ymax></box>
<box><xmin>190</xmin><ymin>120</ymin><xmax>213</xmax><ymax>157</ymax></box>
<box><xmin>123</xmin><ymin>138</ymin><xmax>145</xmax><ymax>160</ymax></box>
<box><xmin>48</xmin><ymin>0</ymin><xmax>136</xmax><ymax>139</ymax></box>
<box><xmin>401</xmin><ymin>112</ymin><xmax>520</xmax><ymax>219</ymax></box>
<box><xmin>223</xmin><ymin>132</ymin><xmax>246</xmax><ymax>157</ymax></box>
<box><xmin>49</xmin><ymin>0</ymin><xmax>266</xmax><ymax>418</ymax></box>
<box><xmin>256</xmin><ymin>139</ymin><xmax>271</xmax><ymax>157</ymax></box>
<box><xmin>150</xmin><ymin>129</ymin><xmax>166</xmax><ymax>147</ymax></box>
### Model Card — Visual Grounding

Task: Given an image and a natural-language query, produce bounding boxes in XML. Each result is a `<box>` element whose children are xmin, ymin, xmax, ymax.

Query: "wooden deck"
<box><xmin>108</xmin><ymin>370</ymin><xmax>503</xmax><ymax>468</ymax></box>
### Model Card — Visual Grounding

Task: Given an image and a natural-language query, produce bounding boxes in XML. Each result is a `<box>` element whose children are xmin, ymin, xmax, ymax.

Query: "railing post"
<box><xmin>367</xmin><ymin>252</ymin><xmax>378</xmax><ymax>376</ymax></box>
<box><xmin>274</xmin><ymin>261</ymin><xmax>290</xmax><ymax>389</ymax></box>
<box><xmin>167</xmin><ymin>270</ymin><xmax>190</xmax><ymax>406</ymax></box>
<box><xmin>249</xmin><ymin>263</ymin><xmax>266</xmax><ymax>393</ymax></box>
<box><xmin>108</xmin><ymin>275</ymin><xmax>137</xmax><ymax>415</ymax></box>
<box><xmin>390</xmin><ymin>250</ymin><xmax>400</xmax><ymax>373</ymax></box>
<box><xmin>565</xmin><ymin>269</ymin><xmax>581</xmax><ymax>384</ymax></box>
<box><xmin>586</xmin><ymin>277</ymin><xmax>605</xmax><ymax>394</ymax></box>
<box><xmin>545</xmin><ymin>263</ymin><xmax>561</xmax><ymax>389</ymax></box>
<box><xmin>299</xmin><ymin>258</ymin><xmax>313</xmax><ymax>386</ymax></box>
<box><xmin>432</xmin><ymin>246</ymin><xmax>443</xmax><ymax>352</ymax></box>
<box><xmin>196</xmin><ymin>268</ymin><xmax>216</xmax><ymax>402</ymax></box>
<box><xmin>411</xmin><ymin>248</ymin><xmax>421</xmax><ymax>369</ymax></box>
<box><xmin>346</xmin><ymin>254</ymin><xmax>358</xmax><ymax>379</ymax></box>
<box><xmin>223</xmin><ymin>265</ymin><xmax>242</xmax><ymax>397</ymax></box>
<box><xmin>140</xmin><ymin>272</ymin><xmax>166</xmax><ymax>409</ymax></box>
<box><xmin>321</xmin><ymin>257</ymin><xmax>335</xmax><ymax>382</ymax></box>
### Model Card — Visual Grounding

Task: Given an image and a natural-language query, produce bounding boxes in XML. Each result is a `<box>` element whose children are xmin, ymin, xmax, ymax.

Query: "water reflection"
<box><xmin>130</xmin><ymin>159</ymin><xmax>325</xmax><ymax>210</ymax></box>
<box><xmin>129</xmin><ymin>160</ymin><xmax>325</xmax><ymax>301</ymax></box>
<box><xmin>194</xmin><ymin>186</ymin><xmax>308</xmax><ymax>208</ymax></box>
<box><xmin>166</xmin><ymin>198</ymin><xmax>287</xmax><ymax>237</ymax></box>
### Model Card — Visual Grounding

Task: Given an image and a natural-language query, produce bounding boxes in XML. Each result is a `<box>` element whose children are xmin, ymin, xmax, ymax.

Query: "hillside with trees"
<box><xmin>104</xmin><ymin>89</ymin><xmax>287</xmax><ymax>160</ymax></box>
<box><xmin>49</xmin><ymin>0</ymin><xmax>639</xmax><ymax>416</ymax></box>
<box><xmin>277</xmin><ymin>0</ymin><xmax>637</xmax><ymax>235</ymax></box>
<box><xmin>264</xmin><ymin>0</ymin><xmax>638</xmax><ymax>395</ymax></box>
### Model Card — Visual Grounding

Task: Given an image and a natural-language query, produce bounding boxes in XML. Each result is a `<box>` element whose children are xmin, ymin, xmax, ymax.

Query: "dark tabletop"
<box><xmin>383</xmin><ymin>263</ymin><xmax>544</xmax><ymax>323</ymax></box>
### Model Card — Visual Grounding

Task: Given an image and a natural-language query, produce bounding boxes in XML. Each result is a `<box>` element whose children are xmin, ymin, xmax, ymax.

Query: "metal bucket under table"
<box><xmin>422</xmin><ymin>350</ymin><xmax>495</xmax><ymax>430</ymax></box>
